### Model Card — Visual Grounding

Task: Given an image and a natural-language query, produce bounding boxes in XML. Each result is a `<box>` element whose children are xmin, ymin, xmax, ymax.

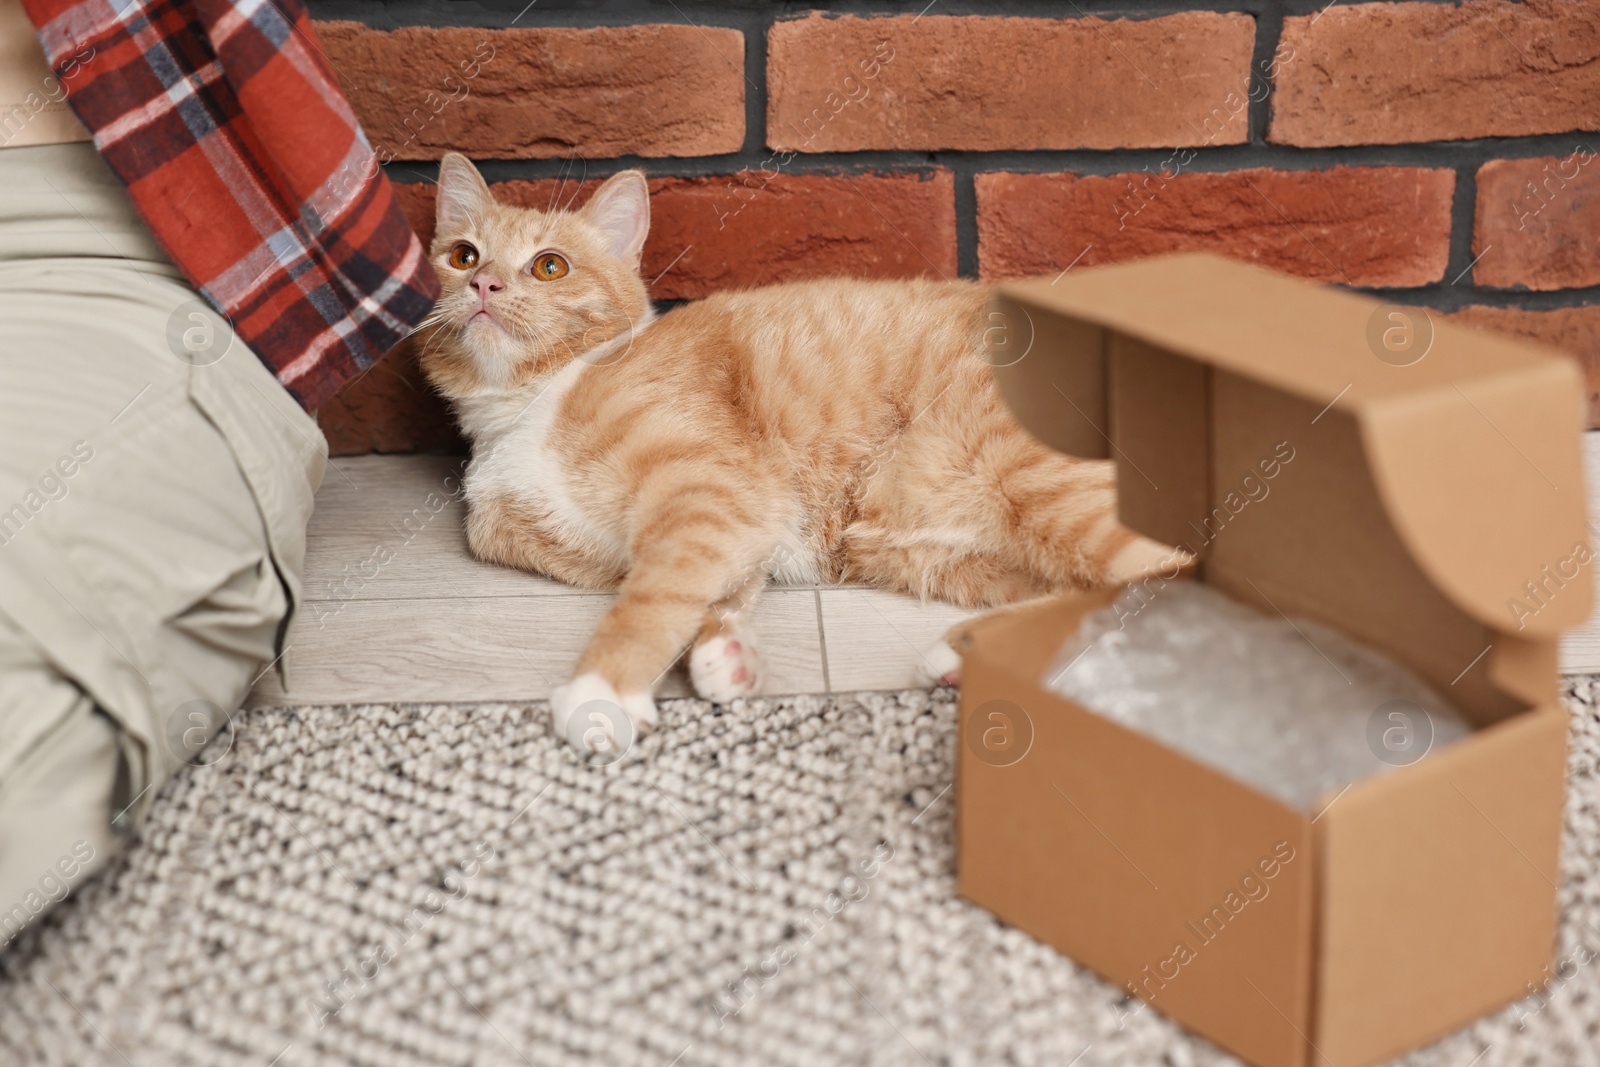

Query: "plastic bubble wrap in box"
<box><xmin>1042</xmin><ymin>581</ymin><xmax>1473</xmax><ymax>810</ymax></box>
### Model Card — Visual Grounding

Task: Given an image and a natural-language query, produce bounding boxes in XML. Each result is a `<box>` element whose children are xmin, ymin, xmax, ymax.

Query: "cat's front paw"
<box><xmin>914</xmin><ymin>639</ymin><xmax>963</xmax><ymax>687</ymax></box>
<box><xmin>689</xmin><ymin>630</ymin><xmax>764</xmax><ymax>702</ymax></box>
<box><xmin>549</xmin><ymin>672</ymin><xmax>657</xmax><ymax>757</ymax></box>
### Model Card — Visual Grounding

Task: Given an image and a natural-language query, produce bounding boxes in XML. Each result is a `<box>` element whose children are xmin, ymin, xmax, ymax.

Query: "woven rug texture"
<box><xmin>1</xmin><ymin>683</ymin><xmax>1599</xmax><ymax>1067</ymax></box>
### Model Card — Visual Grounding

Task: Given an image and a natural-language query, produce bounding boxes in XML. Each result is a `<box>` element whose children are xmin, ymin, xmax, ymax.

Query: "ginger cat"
<box><xmin>418</xmin><ymin>154</ymin><xmax>1175</xmax><ymax>752</ymax></box>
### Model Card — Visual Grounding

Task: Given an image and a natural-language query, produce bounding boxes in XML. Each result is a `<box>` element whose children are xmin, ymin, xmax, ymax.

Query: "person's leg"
<box><xmin>0</xmin><ymin>141</ymin><xmax>326</xmax><ymax>943</ymax></box>
<box><xmin>0</xmin><ymin>608</ymin><xmax>124</xmax><ymax>950</ymax></box>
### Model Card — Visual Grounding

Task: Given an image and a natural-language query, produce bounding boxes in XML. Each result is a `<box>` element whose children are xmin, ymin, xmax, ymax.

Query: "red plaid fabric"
<box><xmin>19</xmin><ymin>0</ymin><xmax>439</xmax><ymax>410</ymax></box>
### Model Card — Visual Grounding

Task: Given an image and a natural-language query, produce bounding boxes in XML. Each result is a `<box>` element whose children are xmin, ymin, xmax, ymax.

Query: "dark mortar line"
<box><xmin>759</xmin><ymin>0</ymin><xmax>1470</xmax><ymax>12</ymax></box>
<box><xmin>1335</xmin><ymin>282</ymin><xmax>1600</xmax><ymax>315</ymax></box>
<box><xmin>384</xmin><ymin>132</ymin><xmax>1600</xmax><ymax>184</ymax></box>
<box><xmin>742</xmin><ymin>7</ymin><xmax>770</xmax><ymax>156</ymax></box>
<box><xmin>309</xmin><ymin>0</ymin><xmax>1471</xmax><ymax>26</ymax></box>
<box><xmin>1444</xmin><ymin>163</ymin><xmax>1481</xmax><ymax>292</ymax></box>
<box><xmin>951</xmin><ymin>158</ymin><xmax>979</xmax><ymax>277</ymax></box>
<box><xmin>647</xmin><ymin>283</ymin><xmax>1600</xmax><ymax>314</ymax></box>
<box><xmin>1245</xmin><ymin>0</ymin><xmax>1282</xmax><ymax>145</ymax></box>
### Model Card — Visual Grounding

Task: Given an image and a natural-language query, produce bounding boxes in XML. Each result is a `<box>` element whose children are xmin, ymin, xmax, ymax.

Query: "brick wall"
<box><xmin>307</xmin><ymin>0</ymin><xmax>1600</xmax><ymax>455</ymax></box>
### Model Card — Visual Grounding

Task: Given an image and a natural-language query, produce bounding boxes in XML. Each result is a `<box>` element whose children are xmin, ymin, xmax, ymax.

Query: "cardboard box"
<box><xmin>955</xmin><ymin>253</ymin><xmax>1591</xmax><ymax>1067</ymax></box>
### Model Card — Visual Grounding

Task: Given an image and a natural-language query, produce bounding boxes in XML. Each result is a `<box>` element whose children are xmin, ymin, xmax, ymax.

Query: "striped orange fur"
<box><xmin>418</xmin><ymin>154</ymin><xmax>1178</xmax><ymax>751</ymax></box>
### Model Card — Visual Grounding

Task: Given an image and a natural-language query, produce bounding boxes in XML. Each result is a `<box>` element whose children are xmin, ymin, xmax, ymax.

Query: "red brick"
<box><xmin>315</xmin><ymin>338</ymin><xmax>466</xmax><ymax>455</ymax></box>
<box><xmin>1449</xmin><ymin>305</ymin><xmax>1600</xmax><ymax>427</ymax></box>
<box><xmin>644</xmin><ymin>170</ymin><xmax>957</xmax><ymax>296</ymax></box>
<box><xmin>313</xmin><ymin>21</ymin><xmax>744</xmax><ymax>160</ymax></box>
<box><xmin>767</xmin><ymin>12</ymin><xmax>1255</xmax><ymax>152</ymax></box>
<box><xmin>1473</xmin><ymin>151</ymin><xmax>1600</xmax><ymax>290</ymax></box>
<box><xmin>393</xmin><ymin>169</ymin><xmax>956</xmax><ymax>301</ymax></box>
<box><xmin>976</xmin><ymin>167</ymin><xmax>1455</xmax><ymax>287</ymax></box>
<box><xmin>1271</xmin><ymin>1</ymin><xmax>1600</xmax><ymax>147</ymax></box>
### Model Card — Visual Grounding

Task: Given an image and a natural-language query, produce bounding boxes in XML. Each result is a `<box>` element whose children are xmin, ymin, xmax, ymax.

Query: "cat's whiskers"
<box><xmin>510</xmin><ymin>321</ymin><xmax>547</xmax><ymax>362</ymax></box>
<box><xmin>418</xmin><ymin>316</ymin><xmax>467</xmax><ymax>362</ymax></box>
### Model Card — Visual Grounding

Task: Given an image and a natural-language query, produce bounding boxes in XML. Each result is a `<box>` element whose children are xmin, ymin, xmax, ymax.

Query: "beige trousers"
<box><xmin>0</xmin><ymin>142</ymin><xmax>326</xmax><ymax>947</ymax></box>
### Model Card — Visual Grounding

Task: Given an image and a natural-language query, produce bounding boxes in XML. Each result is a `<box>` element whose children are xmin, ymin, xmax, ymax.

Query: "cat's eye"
<box><xmin>531</xmin><ymin>252</ymin><xmax>569</xmax><ymax>281</ymax></box>
<box><xmin>447</xmin><ymin>243</ymin><xmax>478</xmax><ymax>270</ymax></box>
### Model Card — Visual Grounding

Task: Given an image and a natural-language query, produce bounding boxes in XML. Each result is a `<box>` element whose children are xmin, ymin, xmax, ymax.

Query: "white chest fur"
<box><xmin>457</xmin><ymin>359</ymin><xmax>625</xmax><ymax>561</ymax></box>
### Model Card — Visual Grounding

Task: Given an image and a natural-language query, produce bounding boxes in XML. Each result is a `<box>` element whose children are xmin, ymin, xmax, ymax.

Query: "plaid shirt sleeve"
<box><xmin>19</xmin><ymin>0</ymin><xmax>439</xmax><ymax>411</ymax></box>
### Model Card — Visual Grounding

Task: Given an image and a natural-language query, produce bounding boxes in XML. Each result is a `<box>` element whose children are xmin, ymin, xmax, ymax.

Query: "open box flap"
<box><xmin>992</xmin><ymin>253</ymin><xmax>1592</xmax><ymax>638</ymax></box>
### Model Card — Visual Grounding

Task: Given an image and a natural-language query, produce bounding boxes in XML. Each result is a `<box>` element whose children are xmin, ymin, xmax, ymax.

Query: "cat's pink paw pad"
<box><xmin>690</xmin><ymin>631</ymin><xmax>763</xmax><ymax>703</ymax></box>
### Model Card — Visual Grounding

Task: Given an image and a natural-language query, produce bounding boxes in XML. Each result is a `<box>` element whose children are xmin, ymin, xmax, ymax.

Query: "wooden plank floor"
<box><xmin>249</xmin><ymin>454</ymin><xmax>973</xmax><ymax>704</ymax></box>
<box><xmin>253</xmin><ymin>435</ymin><xmax>1600</xmax><ymax>706</ymax></box>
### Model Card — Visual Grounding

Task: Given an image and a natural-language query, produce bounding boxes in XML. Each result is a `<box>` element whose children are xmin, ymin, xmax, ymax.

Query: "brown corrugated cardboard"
<box><xmin>956</xmin><ymin>252</ymin><xmax>1588</xmax><ymax>1067</ymax></box>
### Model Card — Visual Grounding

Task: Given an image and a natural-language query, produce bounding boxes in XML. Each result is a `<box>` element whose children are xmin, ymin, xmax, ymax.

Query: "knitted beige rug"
<box><xmin>2</xmin><ymin>684</ymin><xmax>1598</xmax><ymax>1067</ymax></box>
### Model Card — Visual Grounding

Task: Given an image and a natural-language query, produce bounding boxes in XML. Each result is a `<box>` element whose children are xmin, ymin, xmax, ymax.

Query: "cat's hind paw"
<box><xmin>1107</xmin><ymin>536</ymin><xmax>1193</xmax><ymax>585</ymax></box>
<box><xmin>550</xmin><ymin>672</ymin><xmax>657</xmax><ymax>758</ymax></box>
<box><xmin>689</xmin><ymin>630</ymin><xmax>764</xmax><ymax>703</ymax></box>
<box><xmin>914</xmin><ymin>639</ymin><xmax>963</xmax><ymax>688</ymax></box>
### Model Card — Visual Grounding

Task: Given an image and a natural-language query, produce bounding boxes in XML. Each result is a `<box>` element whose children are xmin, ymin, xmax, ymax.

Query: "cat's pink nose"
<box><xmin>472</xmin><ymin>274</ymin><xmax>504</xmax><ymax>297</ymax></box>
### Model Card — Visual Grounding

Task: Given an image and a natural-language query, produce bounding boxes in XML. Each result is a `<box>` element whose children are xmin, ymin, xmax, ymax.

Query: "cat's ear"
<box><xmin>579</xmin><ymin>170</ymin><xmax>650</xmax><ymax>265</ymax></box>
<box><xmin>437</xmin><ymin>153</ymin><xmax>493</xmax><ymax>233</ymax></box>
